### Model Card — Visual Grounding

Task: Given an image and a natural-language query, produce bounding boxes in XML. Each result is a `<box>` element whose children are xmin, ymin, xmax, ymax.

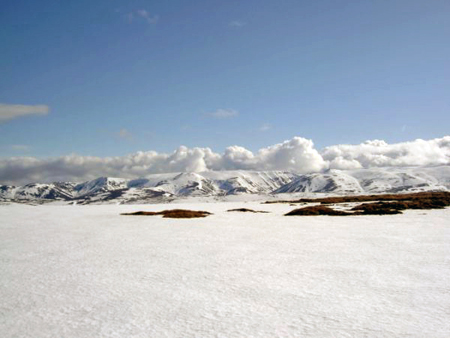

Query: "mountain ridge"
<box><xmin>1</xmin><ymin>166</ymin><xmax>449</xmax><ymax>204</ymax></box>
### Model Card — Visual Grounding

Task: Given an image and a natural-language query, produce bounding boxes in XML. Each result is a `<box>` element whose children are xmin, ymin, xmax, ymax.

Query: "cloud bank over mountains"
<box><xmin>1</xmin><ymin>136</ymin><xmax>449</xmax><ymax>185</ymax></box>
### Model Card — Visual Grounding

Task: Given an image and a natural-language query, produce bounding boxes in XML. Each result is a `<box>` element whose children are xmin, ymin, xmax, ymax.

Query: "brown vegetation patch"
<box><xmin>283</xmin><ymin>191</ymin><xmax>450</xmax><ymax>216</ymax></box>
<box><xmin>351</xmin><ymin>197</ymin><xmax>450</xmax><ymax>215</ymax></box>
<box><xmin>266</xmin><ymin>191</ymin><xmax>450</xmax><ymax>205</ymax></box>
<box><xmin>121</xmin><ymin>209</ymin><xmax>212</xmax><ymax>218</ymax></box>
<box><xmin>350</xmin><ymin>202</ymin><xmax>403</xmax><ymax>215</ymax></box>
<box><xmin>227</xmin><ymin>208</ymin><xmax>269</xmax><ymax>213</ymax></box>
<box><xmin>285</xmin><ymin>205</ymin><xmax>351</xmax><ymax>216</ymax></box>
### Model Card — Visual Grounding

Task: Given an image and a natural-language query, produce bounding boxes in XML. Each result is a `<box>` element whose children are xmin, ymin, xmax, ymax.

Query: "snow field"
<box><xmin>1</xmin><ymin>202</ymin><xmax>449</xmax><ymax>337</ymax></box>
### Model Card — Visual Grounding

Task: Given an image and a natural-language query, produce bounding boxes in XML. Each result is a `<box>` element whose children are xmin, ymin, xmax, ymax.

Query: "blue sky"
<box><xmin>1</xmin><ymin>0</ymin><xmax>449</xmax><ymax>158</ymax></box>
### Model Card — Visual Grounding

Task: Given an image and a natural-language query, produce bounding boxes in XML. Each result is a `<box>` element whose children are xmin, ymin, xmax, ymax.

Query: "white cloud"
<box><xmin>1</xmin><ymin>136</ymin><xmax>449</xmax><ymax>185</ymax></box>
<box><xmin>323</xmin><ymin>137</ymin><xmax>450</xmax><ymax>169</ymax></box>
<box><xmin>229</xmin><ymin>21</ymin><xmax>246</xmax><ymax>28</ymax></box>
<box><xmin>0</xmin><ymin>137</ymin><xmax>325</xmax><ymax>185</ymax></box>
<box><xmin>255</xmin><ymin>137</ymin><xmax>327</xmax><ymax>172</ymax></box>
<box><xmin>0</xmin><ymin>104</ymin><xmax>49</xmax><ymax>123</ymax></box>
<box><xmin>207</xmin><ymin>109</ymin><xmax>239</xmax><ymax>119</ymax></box>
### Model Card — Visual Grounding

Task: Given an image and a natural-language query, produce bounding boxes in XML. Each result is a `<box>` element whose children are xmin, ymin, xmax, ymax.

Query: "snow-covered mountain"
<box><xmin>1</xmin><ymin>182</ymin><xmax>76</xmax><ymax>201</ymax></box>
<box><xmin>0</xmin><ymin>170</ymin><xmax>298</xmax><ymax>204</ymax></box>
<box><xmin>73</xmin><ymin>177</ymin><xmax>128</xmax><ymax>197</ymax></box>
<box><xmin>1</xmin><ymin>166</ymin><xmax>449</xmax><ymax>204</ymax></box>
<box><xmin>153</xmin><ymin>172</ymin><xmax>218</xmax><ymax>196</ymax></box>
<box><xmin>347</xmin><ymin>166</ymin><xmax>450</xmax><ymax>193</ymax></box>
<box><xmin>274</xmin><ymin>170</ymin><xmax>363</xmax><ymax>194</ymax></box>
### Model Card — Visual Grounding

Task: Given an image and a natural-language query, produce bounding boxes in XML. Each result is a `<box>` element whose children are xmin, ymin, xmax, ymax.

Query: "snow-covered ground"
<box><xmin>1</xmin><ymin>202</ymin><xmax>449</xmax><ymax>337</ymax></box>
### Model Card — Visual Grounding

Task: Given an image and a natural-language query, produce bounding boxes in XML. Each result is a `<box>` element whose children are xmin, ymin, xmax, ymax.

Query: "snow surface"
<box><xmin>1</xmin><ymin>202</ymin><xmax>449</xmax><ymax>337</ymax></box>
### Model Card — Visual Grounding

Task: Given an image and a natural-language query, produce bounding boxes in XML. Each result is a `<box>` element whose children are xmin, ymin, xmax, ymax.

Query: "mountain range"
<box><xmin>1</xmin><ymin>166</ymin><xmax>449</xmax><ymax>204</ymax></box>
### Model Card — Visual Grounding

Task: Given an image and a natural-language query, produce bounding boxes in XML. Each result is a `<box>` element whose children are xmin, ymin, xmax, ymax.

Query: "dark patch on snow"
<box><xmin>121</xmin><ymin>209</ymin><xmax>212</xmax><ymax>218</ymax></box>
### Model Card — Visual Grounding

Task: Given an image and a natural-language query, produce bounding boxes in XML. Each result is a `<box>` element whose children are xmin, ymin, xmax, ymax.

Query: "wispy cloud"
<box><xmin>207</xmin><ymin>109</ymin><xmax>239</xmax><ymax>119</ymax></box>
<box><xmin>126</xmin><ymin>12</ymin><xmax>134</xmax><ymax>23</ymax></box>
<box><xmin>116</xmin><ymin>128</ymin><xmax>133</xmax><ymax>140</ymax></box>
<box><xmin>260</xmin><ymin>123</ymin><xmax>271</xmax><ymax>132</ymax></box>
<box><xmin>10</xmin><ymin>145</ymin><xmax>31</xmax><ymax>152</ymax></box>
<box><xmin>127</xmin><ymin>9</ymin><xmax>159</xmax><ymax>24</ymax></box>
<box><xmin>137</xmin><ymin>9</ymin><xmax>159</xmax><ymax>24</ymax></box>
<box><xmin>0</xmin><ymin>104</ymin><xmax>49</xmax><ymax>123</ymax></box>
<box><xmin>229</xmin><ymin>21</ymin><xmax>246</xmax><ymax>28</ymax></box>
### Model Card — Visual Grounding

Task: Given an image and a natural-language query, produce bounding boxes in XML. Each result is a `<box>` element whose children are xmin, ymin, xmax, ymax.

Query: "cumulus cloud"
<box><xmin>207</xmin><ymin>109</ymin><xmax>239</xmax><ymax>119</ymax></box>
<box><xmin>0</xmin><ymin>104</ymin><xmax>49</xmax><ymax>123</ymax></box>
<box><xmin>323</xmin><ymin>137</ymin><xmax>450</xmax><ymax>169</ymax></box>
<box><xmin>1</xmin><ymin>136</ymin><xmax>449</xmax><ymax>185</ymax></box>
<box><xmin>256</xmin><ymin>137</ymin><xmax>327</xmax><ymax>172</ymax></box>
<box><xmin>0</xmin><ymin>137</ymin><xmax>325</xmax><ymax>185</ymax></box>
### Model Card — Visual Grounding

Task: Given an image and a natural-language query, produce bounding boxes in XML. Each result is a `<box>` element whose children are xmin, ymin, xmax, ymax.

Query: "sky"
<box><xmin>1</xmin><ymin>0</ymin><xmax>450</xmax><ymax>183</ymax></box>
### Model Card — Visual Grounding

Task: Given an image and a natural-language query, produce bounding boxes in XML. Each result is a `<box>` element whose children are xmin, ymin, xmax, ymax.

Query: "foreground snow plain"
<box><xmin>1</xmin><ymin>200</ymin><xmax>449</xmax><ymax>338</ymax></box>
